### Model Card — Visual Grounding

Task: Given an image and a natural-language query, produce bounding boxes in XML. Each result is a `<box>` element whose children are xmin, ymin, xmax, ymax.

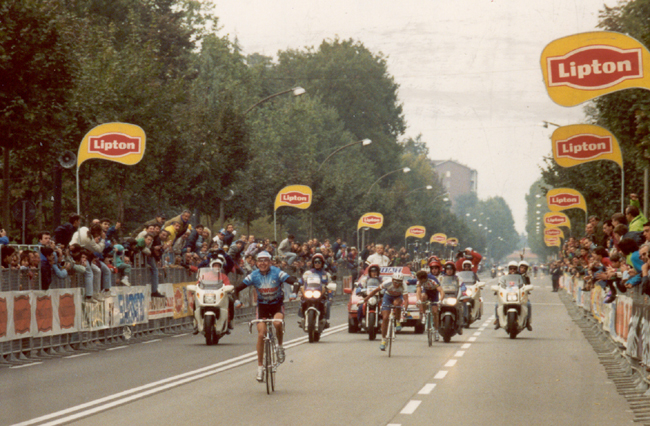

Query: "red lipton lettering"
<box><xmin>546</xmin><ymin>216</ymin><xmax>566</xmax><ymax>224</ymax></box>
<box><xmin>548</xmin><ymin>46</ymin><xmax>643</xmax><ymax>90</ymax></box>
<box><xmin>89</xmin><ymin>133</ymin><xmax>141</xmax><ymax>157</ymax></box>
<box><xmin>410</xmin><ymin>228</ymin><xmax>424</xmax><ymax>235</ymax></box>
<box><xmin>280</xmin><ymin>192</ymin><xmax>310</xmax><ymax>205</ymax></box>
<box><xmin>545</xmin><ymin>229</ymin><xmax>561</xmax><ymax>236</ymax></box>
<box><xmin>363</xmin><ymin>216</ymin><xmax>381</xmax><ymax>225</ymax></box>
<box><xmin>549</xmin><ymin>194</ymin><xmax>580</xmax><ymax>207</ymax></box>
<box><xmin>557</xmin><ymin>134</ymin><xmax>613</xmax><ymax>160</ymax></box>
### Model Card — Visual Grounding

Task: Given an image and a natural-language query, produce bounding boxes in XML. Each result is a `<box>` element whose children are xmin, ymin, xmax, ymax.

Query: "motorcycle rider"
<box><xmin>233</xmin><ymin>251</ymin><xmax>299</xmax><ymax>382</ymax></box>
<box><xmin>428</xmin><ymin>259</ymin><xmax>442</xmax><ymax>280</ymax></box>
<box><xmin>494</xmin><ymin>261</ymin><xmax>519</xmax><ymax>329</ymax></box>
<box><xmin>192</xmin><ymin>255</ymin><xmax>231</xmax><ymax>335</ymax></box>
<box><xmin>518</xmin><ymin>261</ymin><xmax>533</xmax><ymax>331</ymax></box>
<box><xmin>298</xmin><ymin>253</ymin><xmax>333</xmax><ymax>329</ymax></box>
<box><xmin>355</xmin><ymin>264</ymin><xmax>382</xmax><ymax>326</ymax></box>
<box><xmin>362</xmin><ymin>272</ymin><xmax>409</xmax><ymax>351</ymax></box>
<box><xmin>461</xmin><ymin>259</ymin><xmax>480</xmax><ymax>282</ymax></box>
<box><xmin>441</xmin><ymin>262</ymin><xmax>464</xmax><ymax>334</ymax></box>
<box><xmin>416</xmin><ymin>270</ymin><xmax>444</xmax><ymax>341</ymax></box>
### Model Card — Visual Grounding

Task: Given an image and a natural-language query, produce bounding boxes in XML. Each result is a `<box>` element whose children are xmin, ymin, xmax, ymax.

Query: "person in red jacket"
<box><xmin>455</xmin><ymin>247</ymin><xmax>482</xmax><ymax>273</ymax></box>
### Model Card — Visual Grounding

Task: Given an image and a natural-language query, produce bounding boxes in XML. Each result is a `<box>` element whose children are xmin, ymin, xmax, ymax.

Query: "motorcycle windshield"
<box><xmin>499</xmin><ymin>274</ymin><xmax>524</xmax><ymax>288</ymax></box>
<box><xmin>304</xmin><ymin>274</ymin><xmax>323</xmax><ymax>291</ymax></box>
<box><xmin>197</xmin><ymin>269</ymin><xmax>223</xmax><ymax>289</ymax></box>
<box><xmin>439</xmin><ymin>276</ymin><xmax>458</xmax><ymax>294</ymax></box>
<box><xmin>457</xmin><ymin>271</ymin><xmax>476</xmax><ymax>285</ymax></box>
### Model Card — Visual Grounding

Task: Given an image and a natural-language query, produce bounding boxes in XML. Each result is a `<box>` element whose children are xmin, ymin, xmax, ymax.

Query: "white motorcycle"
<box><xmin>458</xmin><ymin>271</ymin><xmax>484</xmax><ymax>328</ymax></box>
<box><xmin>187</xmin><ymin>261</ymin><xmax>234</xmax><ymax>345</ymax></box>
<box><xmin>491</xmin><ymin>274</ymin><xmax>533</xmax><ymax>339</ymax></box>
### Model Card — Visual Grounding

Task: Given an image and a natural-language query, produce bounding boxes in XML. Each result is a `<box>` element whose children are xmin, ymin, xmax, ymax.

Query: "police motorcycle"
<box><xmin>356</xmin><ymin>275</ymin><xmax>383</xmax><ymax>341</ymax></box>
<box><xmin>437</xmin><ymin>275</ymin><xmax>467</xmax><ymax>343</ymax></box>
<box><xmin>300</xmin><ymin>272</ymin><xmax>337</xmax><ymax>343</ymax></box>
<box><xmin>491</xmin><ymin>266</ymin><xmax>497</xmax><ymax>279</ymax></box>
<box><xmin>491</xmin><ymin>273</ymin><xmax>533</xmax><ymax>339</ymax></box>
<box><xmin>458</xmin><ymin>270</ymin><xmax>484</xmax><ymax>327</ymax></box>
<box><xmin>187</xmin><ymin>260</ymin><xmax>234</xmax><ymax>345</ymax></box>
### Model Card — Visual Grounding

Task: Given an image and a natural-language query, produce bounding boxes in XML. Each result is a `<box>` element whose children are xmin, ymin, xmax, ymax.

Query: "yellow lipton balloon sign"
<box><xmin>547</xmin><ymin>188</ymin><xmax>587</xmax><ymax>213</ymax></box>
<box><xmin>447</xmin><ymin>238</ymin><xmax>459</xmax><ymax>247</ymax></box>
<box><xmin>358</xmin><ymin>212</ymin><xmax>384</xmax><ymax>230</ymax></box>
<box><xmin>552</xmin><ymin>124</ymin><xmax>623</xmax><ymax>168</ymax></box>
<box><xmin>541</xmin><ymin>31</ymin><xmax>650</xmax><ymax>107</ymax></box>
<box><xmin>78</xmin><ymin>122</ymin><xmax>146</xmax><ymax>167</ymax></box>
<box><xmin>544</xmin><ymin>236</ymin><xmax>561</xmax><ymax>247</ymax></box>
<box><xmin>274</xmin><ymin>185</ymin><xmax>312</xmax><ymax>210</ymax></box>
<box><xmin>430</xmin><ymin>233</ymin><xmax>447</xmax><ymax>244</ymax></box>
<box><xmin>544</xmin><ymin>228</ymin><xmax>565</xmax><ymax>239</ymax></box>
<box><xmin>543</xmin><ymin>212</ymin><xmax>571</xmax><ymax>229</ymax></box>
<box><xmin>406</xmin><ymin>226</ymin><xmax>426</xmax><ymax>239</ymax></box>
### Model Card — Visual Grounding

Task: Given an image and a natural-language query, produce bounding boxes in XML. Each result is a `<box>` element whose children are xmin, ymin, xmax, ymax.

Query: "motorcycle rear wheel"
<box><xmin>368</xmin><ymin>312</ymin><xmax>377</xmax><ymax>341</ymax></box>
<box><xmin>442</xmin><ymin>315</ymin><xmax>452</xmax><ymax>343</ymax></box>
<box><xmin>507</xmin><ymin>311</ymin><xmax>518</xmax><ymax>339</ymax></box>
<box><xmin>204</xmin><ymin>315</ymin><xmax>215</xmax><ymax>346</ymax></box>
<box><xmin>308</xmin><ymin>310</ymin><xmax>317</xmax><ymax>343</ymax></box>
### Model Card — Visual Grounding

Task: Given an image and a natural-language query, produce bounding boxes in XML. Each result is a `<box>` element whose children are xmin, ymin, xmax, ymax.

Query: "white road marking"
<box><xmin>469</xmin><ymin>337</ymin><xmax>477</xmax><ymax>342</ymax></box>
<box><xmin>387</xmin><ymin>424</ymin><xmax>401</xmax><ymax>426</ymax></box>
<box><xmin>171</xmin><ymin>333</ymin><xmax>189</xmax><ymax>338</ymax></box>
<box><xmin>418</xmin><ymin>384</ymin><xmax>436</xmax><ymax>394</ymax></box>
<box><xmin>64</xmin><ymin>353</ymin><xmax>89</xmax><ymax>359</ymax></box>
<box><xmin>10</xmin><ymin>362</ymin><xmax>43</xmax><ymax>369</ymax></box>
<box><xmin>400</xmin><ymin>400</ymin><xmax>421</xmax><ymax>414</ymax></box>
<box><xmin>461</xmin><ymin>343</ymin><xmax>471</xmax><ymax>349</ymax></box>
<box><xmin>454</xmin><ymin>351</ymin><xmax>465</xmax><ymax>357</ymax></box>
<box><xmin>478</xmin><ymin>328</ymin><xmax>485</xmax><ymax>331</ymax></box>
<box><xmin>141</xmin><ymin>339</ymin><xmax>161</xmax><ymax>344</ymax></box>
<box><xmin>106</xmin><ymin>346</ymin><xmax>128</xmax><ymax>352</ymax></box>
<box><xmin>12</xmin><ymin>323</ymin><xmax>348</xmax><ymax>426</ymax></box>
<box><xmin>434</xmin><ymin>370</ymin><xmax>448</xmax><ymax>379</ymax></box>
<box><xmin>473</xmin><ymin>332</ymin><xmax>481</xmax><ymax>336</ymax></box>
<box><xmin>445</xmin><ymin>360</ymin><xmax>457</xmax><ymax>367</ymax></box>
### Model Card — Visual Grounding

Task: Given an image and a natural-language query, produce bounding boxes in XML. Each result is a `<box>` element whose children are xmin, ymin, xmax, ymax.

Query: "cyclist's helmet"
<box><xmin>392</xmin><ymin>272</ymin><xmax>404</xmax><ymax>282</ymax></box>
<box><xmin>367</xmin><ymin>264</ymin><xmax>381</xmax><ymax>277</ymax></box>
<box><xmin>462</xmin><ymin>260</ymin><xmax>473</xmax><ymax>270</ymax></box>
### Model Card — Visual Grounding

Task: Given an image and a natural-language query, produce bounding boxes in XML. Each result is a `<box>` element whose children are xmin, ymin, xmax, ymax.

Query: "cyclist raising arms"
<box><xmin>363</xmin><ymin>272</ymin><xmax>409</xmax><ymax>351</ymax></box>
<box><xmin>234</xmin><ymin>251</ymin><xmax>299</xmax><ymax>382</ymax></box>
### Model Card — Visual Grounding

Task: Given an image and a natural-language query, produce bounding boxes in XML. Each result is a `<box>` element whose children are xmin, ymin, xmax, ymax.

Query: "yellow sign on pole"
<box><xmin>547</xmin><ymin>188</ymin><xmax>587</xmax><ymax>213</ymax></box>
<box><xmin>430</xmin><ymin>233</ymin><xmax>447</xmax><ymax>244</ymax></box>
<box><xmin>405</xmin><ymin>226</ymin><xmax>426</xmax><ymax>239</ymax></box>
<box><xmin>358</xmin><ymin>213</ymin><xmax>384</xmax><ymax>230</ymax></box>
<box><xmin>543</xmin><ymin>212</ymin><xmax>571</xmax><ymax>229</ymax></box>
<box><xmin>541</xmin><ymin>31</ymin><xmax>650</xmax><ymax>107</ymax></box>
<box><xmin>552</xmin><ymin>124</ymin><xmax>623</xmax><ymax>168</ymax></box>
<box><xmin>447</xmin><ymin>238</ymin><xmax>459</xmax><ymax>247</ymax></box>
<box><xmin>78</xmin><ymin>122</ymin><xmax>146</xmax><ymax>167</ymax></box>
<box><xmin>274</xmin><ymin>185</ymin><xmax>312</xmax><ymax>210</ymax></box>
<box><xmin>544</xmin><ymin>228</ymin><xmax>565</xmax><ymax>239</ymax></box>
<box><xmin>544</xmin><ymin>236</ymin><xmax>561</xmax><ymax>247</ymax></box>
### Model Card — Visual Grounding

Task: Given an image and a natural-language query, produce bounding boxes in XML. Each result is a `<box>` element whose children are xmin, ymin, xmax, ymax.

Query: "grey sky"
<box><xmin>213</xmin><ymin>0</ymin><xmax>615</xmax><ymax>232</ymax></box>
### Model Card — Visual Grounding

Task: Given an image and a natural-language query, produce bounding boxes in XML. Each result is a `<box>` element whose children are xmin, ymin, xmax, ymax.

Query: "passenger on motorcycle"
<box><xmin>298</xmin><ymin>253</ymin><xmax>333</xmax><ymax>329</ymax></box>
<box><xmin>444</xmin><ymin>262</ymin><xmax>464</xmax><ymax>334</ymax></box>
<box><xmin>363</xmin><ymin>272</ymin><xmax>409</xmax><ymax>351</ymax></box>
<box><xmin>461</xmin><ymin>259</ymin><xmax>480</xmax><ymax>282</ymax></box>
<box><xmin>355</xmin><ymin>264</ymin><xmax>382</xmax><ymax>324</ymax></box>
<box><xmin>233</xmin><ymin>251</ymin><xmax>299</xmax><ymax>382</ymax></box>
<box><xmin>518</xmin><ymin>261</ymin><xmax>533</xmax><ymax>331</ymax></box>
<box><xmin>193</xmin><ymin>256</ymin><xmax>231</xmax><ymax>335</ymax></box>
<box><xmin>415</xmin><ymin>270</ymin><xmax>444</xmax><ymax>341</ymax></box>
<box><xmin>428</xmin><ymin>259</ymin><xmax>442</xmax><ymax>279</ymax></box>
<box><xmin>494</xmin><ymin>261</ymin><xmax>520</xmax><ymax>329</ymax></box>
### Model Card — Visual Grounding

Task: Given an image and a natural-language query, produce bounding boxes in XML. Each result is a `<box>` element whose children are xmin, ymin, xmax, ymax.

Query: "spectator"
<box><xmin>135</xmin><ymin>233</ymin><xmax>165</xmax><ymax>298</ymax></box>
<box><xmin>164</xmin><ymin>210</ymin><xmax>192</xmax><ymax>241</ymax></box>
<box><xmin>626</xmin><ymin>201</ymin><xmax>648</xmax><ymax>233</ymax></box>
<box><xmin>106</xmin><ymin>221</ymin><xmax>122</xmax><ymax>244</ymax></box>
<box><xmin>221</xmin><ymin>223</ymin><xmax>236</xmax><ymax>247</ymax></box>
<box><xmin>183</xmin><ymin>224</ymin><xmax>205</xmax><ymax>254</ymax></box>
<box><xmin>54</xmin><ymin>213</ymin><xmax>80</xmax><ymax>247</ymax></box>
<box><xmin>277</xmin><ymin>234</ymin><xmax>297</xmax><ymax>266</ymax></box>
<box><xmin>113</xmin><ymin>244</ymin><xmax>131</xmax><ymax>286</ymax></box>
<box><xmin>212</xmin><ymin>229</ymin><xmax>226</xmax><ymax>249</ymax></box>
<box><xmin>70</xmin><ymin>224</ymin><xmax>114</xmax><ymax>298</ymax></box>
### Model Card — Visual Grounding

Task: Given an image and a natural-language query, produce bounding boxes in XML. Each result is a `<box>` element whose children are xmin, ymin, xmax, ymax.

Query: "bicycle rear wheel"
<box><xmin>265</xmin><ymin>339</ymin><xmax>272</xmax><ymax>394</ymax></box>
<box><xmin>388</xmin><ymin>319</ymin><xmax>394</xmax><ymax>357</ymax></box>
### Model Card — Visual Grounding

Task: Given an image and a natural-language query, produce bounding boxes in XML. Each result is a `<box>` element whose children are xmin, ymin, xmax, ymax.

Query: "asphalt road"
<box><xmin>2</xmin><ymin>274</ymin><xmax>636</xmax><ymax>426</ymax></box>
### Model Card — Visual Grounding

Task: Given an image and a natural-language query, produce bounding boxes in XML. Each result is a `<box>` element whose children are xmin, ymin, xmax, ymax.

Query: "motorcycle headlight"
<box><xmin>305</xmin><ymin>290</ymin><xmax>313</xmax><ymax>298</ymax></box>
<box><xmin>369</xmin><ymin>296</ymin><xmax>377</xmax><ymax>305</ymax></box>
<box><xmin>204</xmin><ymin>293</ymin><xmax>217</xmax><ymax>303</ymax></box>
<box><xmin>506</xmin><ymin>293</ymin><xmax>518</xmax><ymax>302</ymax></box>
<box><xmin>312</xmin><ymin>290</ymin><xmax>322</xmax><ymax>299</ymax></box>
<box><xmin>443</xmin><ymin>297</ymin><xmax>457</xmax><ymax>306</ymax></box>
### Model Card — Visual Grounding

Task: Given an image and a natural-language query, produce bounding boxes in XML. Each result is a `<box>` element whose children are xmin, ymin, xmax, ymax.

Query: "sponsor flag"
<box><xmin>78</xmin><ymin>122</ymin><xmax>146</xmax><ymax>167</ymax></box>
<box><xmin>543</xmin><ymin>212</ymin><xmax>571</xmax><ymax>228</ymax></box>
<box><xmin>552</xmin><ymin>124</ymin><xmax>623</xmax><ymax>168</ymax></box>
<box><xmin>447</xmin><ymin>237</ymin><xmax>459</xmax><ymax>247</ymax></box>
<box><xmin>547</xmin><ymin>188</ymin><xmax>587</xmax><ymax>213</ymax></box>
<box><xmin>358</xmin><ymin>212</ymin><xmax>384</xmax><ymax>230</ymax></box>
<box><xmin>541</xmin><ymin>31</ymin><xmax>650</xmax><ymax>107</ymax></box>
<box><xmin>405</xmin><ymin>226</ymin><xmax>426</xmax><ymax>239</ymax></box>
<box><xmin>430</xmin><ymin>233</ymin><xmax>447</xmax><ymax>244</ymax></box>
<box><xmin>544</xmin><ymin>228</ymin><xmax>565</xmax><ymax>239</ymax></box>
<box><xmin>544</xmin><ymin>236</ymin><xmax>561</xmax><ymax>247</ymax></box>
<box><xmin>274</xmin><ymin>185</ymin><xmax>312</xmax><ymax>210</ymax></box>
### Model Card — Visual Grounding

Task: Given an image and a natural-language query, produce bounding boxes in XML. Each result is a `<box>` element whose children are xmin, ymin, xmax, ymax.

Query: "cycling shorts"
<box><xmin>423</xmin><ymin>289</ymin><xmax>439</xmax><ymax>302</ymax></box>
<box><xmin>256</xmin><ymin>303</ymin><xmax>285</xmax><ymax>320</ymax></box>
<box><xmin>382</xmin><ymin>293</ymin><xmax>404</xmax><ymax>311</ymax></box>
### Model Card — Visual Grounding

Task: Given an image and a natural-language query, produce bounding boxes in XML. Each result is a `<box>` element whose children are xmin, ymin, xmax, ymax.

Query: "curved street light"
<box><xmin>539</xmin><ymin>120</ymin><xmax>561</xmax><ymax>128</ymax></box>
<box><xmin>404</xmin><ymin>185</ymin><xmax>433</xmax><ymax>197</ymax></box>
<box><xmin>244</xmin><ymin>86</ymin><xmax>306</xmax><ymax>115</ymax></box>
<box><xmin>366</xmin><ymin>167</ymin><xmax>411</xmax><ymax>195</ymax></box>
<box><xmin>432</xmin><ymin>191</ymin><xmax>450</xmax><ymax>203</ymax></box>
<box><xmin>318</xmin><ymin>139</ymin><xmax>372</xmax><ymax>171</ymax></box>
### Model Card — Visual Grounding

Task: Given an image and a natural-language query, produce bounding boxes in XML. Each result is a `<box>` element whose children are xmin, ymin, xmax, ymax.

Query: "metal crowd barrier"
<box><xmin>0</xmin><ymin>261</ymin><xmax>353</xmax><ymax>365</ymax></box>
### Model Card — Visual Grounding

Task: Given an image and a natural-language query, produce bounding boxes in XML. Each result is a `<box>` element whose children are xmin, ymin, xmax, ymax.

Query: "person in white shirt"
<box><xmin>366</xmin><ymin>244</ymin><xmax>390</xmax><ymax>266</ymax></box>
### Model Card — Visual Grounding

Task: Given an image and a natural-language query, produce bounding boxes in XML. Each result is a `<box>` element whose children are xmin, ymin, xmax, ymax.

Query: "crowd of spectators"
<box><xmin>554</xmin><ymin>193</ymin><xmax>650</xmax><ymax>302</ymax></box>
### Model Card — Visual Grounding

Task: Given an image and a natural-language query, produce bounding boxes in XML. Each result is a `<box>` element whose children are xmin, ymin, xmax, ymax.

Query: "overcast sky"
<box><xmin>212</xmin><ymin>0</ymin><xmax>616</xmax><ymax>233</ymax></box>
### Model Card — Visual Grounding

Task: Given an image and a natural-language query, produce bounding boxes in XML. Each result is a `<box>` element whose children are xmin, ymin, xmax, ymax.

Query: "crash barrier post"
<box><xmin>0</xmin><ymin>260</ymin><xmax>355</xmax><ymax>364</ymax></box>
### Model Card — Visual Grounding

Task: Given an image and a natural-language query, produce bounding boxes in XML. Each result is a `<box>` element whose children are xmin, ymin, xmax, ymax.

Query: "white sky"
<box><xmin>212</xmin><ymin>0</ymin><xmax>616</xmax><ymax>232</ymax></box>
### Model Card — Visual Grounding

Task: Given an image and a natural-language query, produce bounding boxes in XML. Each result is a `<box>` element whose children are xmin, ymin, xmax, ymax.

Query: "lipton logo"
<box><xmin>89</xmin><ymin>133</ymin><xmax>142</xmax><ymax>157</ymax></box>
<box><xmin>545</xmin><ymin>228</ymin><xmax>562</xmax><ymax>236</ymax></box>
<box><xmin>14</xmin><ymin>295</ymin><xmax>31</xmax><ymax>335</ymax></box>
<box><xmin>549</xmin><ymin>194</ymin><xmax>580</xmax><ymax>207</ymax></box>
<box><xmin>556</xmin><ymin>134</ymin><xmax>613</xmax><ymax>160</ymax></box>
<box><xmin>546</xmin><ymin>216</ymin><xmax>567</xmax><ymax>225</ymax></box>
<box><xmin>433</xmin><ymin>236</ymin><xmax>445</xmax><ymax>242</ymax></box>
<box><xmin>59</xmin><ymin>294</ymin><xmax>76</xmax><ymax>329</ymax></box>
<box><xmin>36</xmin><ymin>295</ymin><xmax>53</xmax><ymax>333</ymax></box>
<box><xmin>362</xmin><ymin>215</ymin><xmax>382</xmax><ymax>225</ymax></box>
<box><xmin>280</xmin><ymin>192</ymin><xmax>309</xmax><ymax>205</ymax></box>
<box><xmin>547</xmin><ymin>45</ymin><xmax>643</xmax><ymax>90</ymax></box>
<box><xmin>410</xmin><ymin>228</ymin><xmax>425</xmax><ymax>235</ymax></box>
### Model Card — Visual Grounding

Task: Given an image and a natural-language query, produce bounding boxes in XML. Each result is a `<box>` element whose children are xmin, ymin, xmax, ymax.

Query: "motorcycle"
<box><xmin>301</xmin><ymin>272</ymin><xmax>337</xmax><ymax>343</ymax></box>
<box><xmin>437</xmin><ymin>275</ymin><xmax>466</xmax><ymax>343</ymax></box>
<box><xmin>357</xmin><ymin>278</ymin><xmax>382</xmax><ymax>340</ymax></box>
<box><xmin>187</xmin><ymin>262</ymin><xmax>234</xmax><ymax>345</ymax></box>
<box><xmin>491</xmin><ymin>267</ymin><xmax>497</xmax><ymax>279</ymax></box>
<box><xmin>491</xmin><ymin>274</ymin><xmax>533</xmax><ymax>339</ymax></box>
<box><xmin>458</xmin><ymin>271</ymin><xmax>485</xmax><ymax>328</ymax></box>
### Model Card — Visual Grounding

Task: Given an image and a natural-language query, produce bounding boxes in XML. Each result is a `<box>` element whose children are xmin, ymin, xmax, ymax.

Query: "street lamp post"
<box><xmin>404</xmin><ymin>185</ymin><xmax>433</xmax><ymax>197</ymax></box>
<box><xmin>540</xmin><ymin>121</ymin><xmax>561</xmax><ymax>129</ymax></box>
<box><xmin>318</xmin><ymin>139</ymin><xmax>372</xmax><ymax>171</ymax></box>
<box><xmin>244</xmin><ymin>86</ymin><xmax>306</xmax><ymax>115</ymax></box>
<box><xmin>366</xmin><ymin>167</ymin><xmax>411</xmax><ymax>195</ymax></box>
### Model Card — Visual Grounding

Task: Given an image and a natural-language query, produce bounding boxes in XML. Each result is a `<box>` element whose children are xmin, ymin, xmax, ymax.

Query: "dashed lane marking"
<box><xmin>400</xmin><ymin>400</ymin><xmax>421</xmax><ymax>414</ymax></box>
<box><xmin>461</xmin><ymin>343</ymin><xmax>471</xmax><ymax>349</ymax></box>
<box><xmin>445</xmin><ymin>360</ymin><xmax>457</xmax><ymax>367</ymax></box>
<box><xmin>454</xmin><ymin>351</ymin><xmax>465</xmax><ymax>357</ymax></box>
<box><xmin>171</xmin><ymin>333</ymin><xmax>189</xmax><ymax>338</ymax></box>
<box><xmin>10</xmin><ymin>362</ymin><xmax>42</xmax><ymax>369</ymax></box>
<box><xmin>418</xmin><ymin>384</ymin><xmax>436</xmax><ymax>394</ymax></box>
<box><xmin>64</xmin><ymin>353</ymin><xmax>89</xmax><ymax>359</ymax></box>
<box><xmin>142</xmin><ymin>339</ymin><xmax>161</xmax><ymax>344</ymax></box>
<box><xmin>106</xmin><ymin>346</ymin><xmax>128</xmax><ymax>352</ymax></box>
<box><xmin>434</xmin><ymin>371</ymin><xmax>448</xmax><ymax>379</ymax></box>
<box><xmin>473</xmin><ymin>332</ymin><xmax>481</xmax><ymax>336</ymax></box>
<box><xmin>469</xmin><ymin>337</ymin><xmax>477</xmax><ymax>342</ymax></box>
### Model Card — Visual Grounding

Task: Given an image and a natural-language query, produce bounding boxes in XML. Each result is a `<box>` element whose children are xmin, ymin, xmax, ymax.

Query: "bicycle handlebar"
<box><xmin>249</xmin><ymin>318</ymin><xmax>285</xmax><ymax>334</ymax></box>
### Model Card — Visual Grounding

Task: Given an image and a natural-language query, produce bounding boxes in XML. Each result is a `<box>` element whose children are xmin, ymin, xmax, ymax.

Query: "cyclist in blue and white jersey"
<box><xmin>362</xmin><ymin>272</ymin><xmax>409</xmax><ymax>351</ymax></box>
<box><xmin>234</xmin><ymin>251</ymin><xmax>298</xmax><ymax>382</ymax></box>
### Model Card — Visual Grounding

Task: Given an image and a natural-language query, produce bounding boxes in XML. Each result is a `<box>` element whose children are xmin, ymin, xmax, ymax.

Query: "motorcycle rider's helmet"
<box><xmin>391</xmin><ymin>272</ymin><xmax>404</xmax><ymax>283</ymax></box>
<box><xmin>428</xmin><ymin>259</ymin><xmax>442</xmax><ymax>270</ymax></box>
<box><xmin>518</xmin><ymin>260</ymin><xmax>529</xmax><ymax>272</ymax></box>
<box><xmin>444</xmin><ymin>262</ymin><xmax>456</xmax><ymax>274</ymax></box>
<box><xmin>508</xmin><ymin>261</ymin><xmax>518</xmax><ymax>273</ymax></box>
<box><xmin>367</xmin><ymin>264</ymin><xmax>381</xmax><ymax>277</ymax></box>
<box><xmin>462</xmin><ymin>260</ymin><xmax>473</xmax><ymax>270</ymax></box>
<box><xmin>312</xmin><ymin>253</ymin><xmax>325</xmax><ymax>268</ymax></box>
<box><xmin>212</xmin><ymin>255</ymin><xmax>225</xmax><ymax>267</ymax></box>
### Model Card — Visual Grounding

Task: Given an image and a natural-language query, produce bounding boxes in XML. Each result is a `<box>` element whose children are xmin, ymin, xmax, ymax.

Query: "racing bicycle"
<box><xmin>386</xmin><ymin>305</ymin><xmax>405</xmax><ymax>358</ymax></box>
<box><xmin>249</xmin><ymin>318</ymin><xmax>284</xmax><ymax>394</ymax></box>
<box><xmin>422</xmin><ymin>300</ymin><xmax>438</xmax><ymax>347</ymax></box>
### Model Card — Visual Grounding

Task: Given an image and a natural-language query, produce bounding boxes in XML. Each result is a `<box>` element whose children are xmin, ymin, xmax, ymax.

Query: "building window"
<box><xmin>446</xmin><ymin>171</ymin><xmax>451</xmax><ymax>178</ymax></box>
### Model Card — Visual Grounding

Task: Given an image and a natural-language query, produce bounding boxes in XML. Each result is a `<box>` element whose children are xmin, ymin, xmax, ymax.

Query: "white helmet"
<box><xmin>519</xmin><ymin>260</ymin><xmax>529</xmax><ymax>269</ymax></box>
<box><xmin>462</xmin><ymin>260</ymin><xmax>473</xmax><ymax>269</ymax></box>
<box><xmin>508</xmin><ymin>261</ymin><xmax>518</xmax><ymax>269</ymax></box>
<box><xmin>392</xmin><ymin>272</ymin><xmax>404</xmax><ymax>282</ymax></box>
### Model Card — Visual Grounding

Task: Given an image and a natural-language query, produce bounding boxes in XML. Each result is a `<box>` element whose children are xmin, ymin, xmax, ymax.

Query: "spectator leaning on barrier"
<box><xmin>603</xmin><ymin>220</ymin><xmax>615</xmax><ymax>252</ymax></box>
<box><xmin>164</xmin><ymin>210</ymin><xmax>192</xmax><ymax>241</ymax></box>
<box><xmin>71</xmin><ymin>224</ymin><xmax>115</xmax><ymax>298</ymax></box>
<box><xmin>618</xmin><ymin>237</ymin><xmax>643</xmax><ymax>290</ymax></box>
<box><xmin>135</xmin><ymin>233</ymin><xmax>165</xmax><ymax>298</ymax></box>
<box><xmin>54</xmin><ymin>213</ymin><xmax>80</xmax><ymax>248</ymax></box>
<box><xmin>628</xmin><ymin>193</ymin><xmax>648</xmax><ymax>232</ymax></box>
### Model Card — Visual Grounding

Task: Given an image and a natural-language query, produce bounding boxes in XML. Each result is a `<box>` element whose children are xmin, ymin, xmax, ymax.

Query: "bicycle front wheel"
<box><xmin>265</xmin><ymin>340</ymin><xmax>273</xmax><ymax>394</ymax></box>
<box><xmin>388</xmin><ymin>319</ymin><xmax>394</xmax><ymax>357</ymax></box>
<box><xmin>427</xmin><ymin>313</ymin><xmax>433</xmax><ymax>347</ymax></box>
